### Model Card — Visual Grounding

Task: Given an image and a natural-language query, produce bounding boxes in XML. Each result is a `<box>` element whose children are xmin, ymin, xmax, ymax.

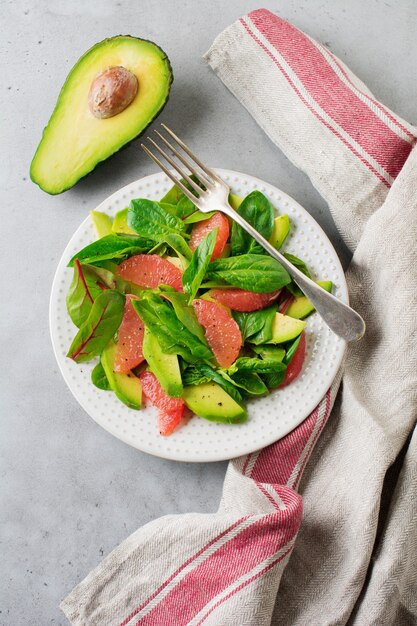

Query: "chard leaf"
<box><xmin>284</xmin><ymin>253</ymin><xmax>312</xmax><ymax>297</ymax></box>
<box><xmin>67</xmin><ymin>290</ymin><xmax>125</xmax><ymax>363</ymax></box>
<box><xmin>161</xmin><ymin>290</ymin><xmax>208</xmax><ymax>345</ymax></box>
<box><xmin>66</xmin><ymin>260</ymin><xmax>98</xmax><ymax>328</ymax></box>
<box><xmin>91</xmin><ymin>362</ymin><xmax>111</xmax><ymax>390</ymax></box>
<box><xmin>127</xmin><ymin>198</ymin><xmax>186</xmax><ymax>240</ymax></box>
<box><xmin>206</xmin><ymin>255</ymin><xmax>291</xmax><ymax>292</ymax></box>
<box><xmin>68</xmin><ymin>234</ymin><xmax>153</xmax><ymax>267</ymax></box>
<box><xmin>182</xmin><ymin>363</ymin><xmax>243</xmax><ymax>403</ymax></box>
<box><xmin>233</xmin><ymin>305</ymin><xmax>277</xmax><ymax>343</ymax></box>
<box><xmin>133</xmin><ymin>293</ymin><xmax>212</xmax><ymax>363</ymax></box>
<box><xmin>231</xmin><ymin>191</ymin><xmax>274</xmax><ymax>256</ymax></box>
<box><xmin>183</xmin><ymin>210</ymin><xmax>216</xmax><ymax>224</ymax></box>
<box><xmin>182</xmin><ymin>229</ymin><xmax>217</xmax><ymax>301</ymax></box>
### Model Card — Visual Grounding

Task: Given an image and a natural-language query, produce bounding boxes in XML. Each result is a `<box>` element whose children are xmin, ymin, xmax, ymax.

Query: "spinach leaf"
<box><xmin>91</xmin><ymin>362</ymin><xmax>111</xmax><ymax>390</ymax></box>
<box><xmin>160</xmin><ymin>184</ymin><xmax>182</xmax><ymax>205</ymax></box>
<box><xmin>206</xmin><ymin>255</ymin><xmax>291</xmax><ymax>292</ymax></box>
<box><xmin>68</xmin><ymin>234</ymin><xmax>153</xmax><ymax>267</ymax></box>
<box><xmin>231</xmin><ymin>191</ymin><xmax>274</xmax><ymax>256</ymax></box>
<box><xmin>233</xmin><ymin>305</ymin><xmax>277</xmax><ymax>343</ymax></box>
<box><xmin>163</xmin><ymin>233</ymin><xmax>192</xmax><ymax>263</ymax></box>
<box><xmin>160</xmin><ymin>202</ymin><xmax>183</xmax><ymax>218</ymax></box>
<box><xmin>177</xmin><ymin>194</ymin><xmax>197</xmax><ymax>218</ymax></box>
<box><xmin>183</xmin><ymin>363</ymin><xmax>243</xmax><ymax>403</ymax></box>
<box><xmin>127</xmin><ymin>198</ymin><xmax>186</xmax><ymax>240</ymax></box>
<box><xmin>251</xmin><ymin>345</ymin><xmax>286</xmax><ymax>362</ymax></box>
<box><xmin>183</xmin><ymin>210</ymin><xmax>216</xmax><ymax>225</ymax></box>
<box><xmin>161</xmin><ymin>290</ymin><xmax>208</xmax><ymax>345</ymax></box>
<box><xmin>262</xmin><ymin>369</ymin><xmax>287</xmax><ymax>389</ymax></box>
<box><xmin>284</xmin><ymin>253</ymin><xmax>311</xmax><ymax>297</ymax></box>
<box><xmin>67</xmin><ymin>290</ymin><xmax>125</xmax><ymax>363</ymax></box>
<box><xmin>229</xmin><ymin>371</ymin><xmax>268</xmax><ymax>396</ymax></box>
<box><xmin>182</xmin><ymin>229</ymin><xmax>217</xmax><ymax>301</ymax></box>
<box><xmin>133</xmin><ymin>293</ymin><xmax>213</xmax><ymax>362</ymax></box>
<box><xmin>284</xmin><ymin>334</ymin><xmax>302</xmax><ymax>365</ymax></box>
<box><xmin>231</xmin><ymin>357</ymin><xmax>287</xmax><ymax>376</ymax></box>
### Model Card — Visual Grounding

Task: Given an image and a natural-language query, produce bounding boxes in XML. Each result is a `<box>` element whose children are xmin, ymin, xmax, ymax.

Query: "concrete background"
<box><xmin>1</xmin><ymin>0</ymin><xmax>416</xmax><ymax>623</ymax></box>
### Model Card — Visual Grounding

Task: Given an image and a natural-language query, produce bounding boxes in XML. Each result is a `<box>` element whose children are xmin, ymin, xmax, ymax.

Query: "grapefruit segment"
<box><xmin>114</xmin><ymin>295</ymin><xmax>145</xmax><ymax>373</ymax></box>
<box><xmin>192</xmin><ymin>299</ymin><xmax>242</xmax><ymax>368</ymax></box>
<box><xmin>280</xmin><ymin>332</ymin><xmax>306</xmax><ymax>388</ymax></box>
<box><xmin>140</xmin><ymin>371</ymin><xmax>185</xmax><ymax>436</ymax></box>
<box><xmin>117</xmin><ymin>254</ymin><xmax>183</xmax><ymax>291</ymax></box>
<box><xmin>189</xmin><ymin>212</ymin><xmax>229</xmax><ymax>260</ymax></box>
<box><xmin>209</xmin><ymin>288</ymin><xmax>281</xmax><ymax>312</ymax></box>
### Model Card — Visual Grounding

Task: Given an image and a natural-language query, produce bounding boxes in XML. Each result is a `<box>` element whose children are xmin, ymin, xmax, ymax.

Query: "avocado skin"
<box><xmin>30</xmin><ymin>35</ymin><xmax>173</xmax><ymax>195</ymax></box>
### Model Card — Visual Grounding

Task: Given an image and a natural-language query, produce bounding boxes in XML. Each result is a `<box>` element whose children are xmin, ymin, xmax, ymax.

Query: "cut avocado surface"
<box><xmin>183</xmin><ymin>382</ymin><xmax>247</xmax><ymax>423</ymax></box>
<box><xmin>101</xmin><ymin>342</ymin><xmax>142</xmax><ymax>409</ymax></box>
<box><xmin>31</xmin><ymin>36</ymin><xmax>172</xmax><ymax>194</ymax></box>
<box><xmin>112</xmin><ymin>208</ymin><xmax>136</xmax><ymax>235</ymax></box>
<box><xmin>270</xmin><ymin>215</ymin><xmax>290</xmax><ymax>249</ymax></box>
<box><xmin>142</xmin><ymin>328</ymin><xmax>183</xmax><ymax>397</ymax></box>
<box><xmin>90</xmin><ymin>210</ymin><xmax>113</xmax><ymax>237</ymax></box>
<box><xmin>286</xmin><ymin>281</ymin><xmax>333</xmax><ymax>319</ymax></box>
<box><xmin>229</xmin><ymin>193</ymin><xmax>243</xmax><ymax>211</ymax></box>
<box><xmin>266</xmin><ymin>312</ymin><xmax>306</xmax><ymax>344</ymax></box>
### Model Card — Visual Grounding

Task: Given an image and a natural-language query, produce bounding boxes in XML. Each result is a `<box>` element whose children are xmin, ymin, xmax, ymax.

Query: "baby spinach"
<box><xmin>206</xmin><ymin>255</ymin><xmax>291</xmax><ymax>292</ymax></box>
<box><xmin>183</xmin><ymin>363</ymin><xmax>243</xmax><ymax>403</ymax></box>
<box><xmin>67</xmin><ymin>290</ymin><xmax>125</xmax><ymax>363</ymax></box>
<box><xmin>183</xmin><ymin>210</ymin><xmax>216</xmax><ymax>225</ymax></box>
<box><xmin>284</xmin><ymin>334</ymin><xmax>302</xmax><ymax>365</ymax></box>
<box><xmin>261</xmin><ymin>369</ymin><xmax>286</xmax><ymax>389</ymax></box>
<box><xmin>133</xmin><ymin>293</ymin><xmax>213</xmax><ymax>363</ymax></box>
<box><xmin>163</xmin><ymin>233</ymin><xmax>192</xmax><ymax>263</ymax></box>
<box><xmin>229</xmin><ymin>371</ymin><xmax>268</xmax><ymax>397</ymax></box>
<box><xmin>284</xmin><ymin>253</ymin><xmax>312</xmax><ymax>297</ymax></box>
<box><xmin>231</xmin><ymin>191</ymin><xmax>274</xmax><ymax>256</ymax></box>
<box><xmin>91</xmin><ymin>362</ymin><xmax>111</xmax><ymax>390</ymax></box>
<box><xmin>68</xmin><ymin>234</ymin><xmax>153</xmax><ymax>267</ymax></box>
<box><xmin>128</xmin><ymin>198</ymin><xmax>186</xmax><ymax>241</ymax></box>
<box><xmin>231</xmin><ymin>357</ymin><xmax>287</xmax><ymax>375</ymax></box>
<box><xmin>233</xmin><ymin>305</ymin><xmax>277</xmax><ymax>343</ymax></box>
<box><xmin>161</xmin><ymin>290</ymin><xmax>208</xmax><ymax>345</ymax></box>
<box><xmin>182</xmin><ymin>229</ymin><xmax>217</xmax><ymax>302</ymax></box>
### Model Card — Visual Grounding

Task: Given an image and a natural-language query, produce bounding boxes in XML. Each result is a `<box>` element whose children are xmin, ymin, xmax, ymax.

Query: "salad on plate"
<box><xmin>65</xmin><ymin>180</ymin><xmax>332</xmax><ymax>436</ymax></box>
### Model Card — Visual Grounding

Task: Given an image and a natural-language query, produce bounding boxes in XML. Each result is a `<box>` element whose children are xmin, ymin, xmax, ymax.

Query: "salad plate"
<box><xmin>50</xmin><ymin>169</ymin><xmax>347</xmax><ymax>462</ymax></box>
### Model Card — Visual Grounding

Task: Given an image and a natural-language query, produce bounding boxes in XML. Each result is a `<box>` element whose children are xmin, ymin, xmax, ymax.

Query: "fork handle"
<box><xmin>221</xmin><ymin>204</ymin><xmax>365</xmax><ymax>342</ymax></box>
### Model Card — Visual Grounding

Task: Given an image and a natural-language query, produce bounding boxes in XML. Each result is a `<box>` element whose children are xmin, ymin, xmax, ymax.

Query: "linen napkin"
<box><xmin>61</xmin><ymin>9</ymin><xmax>417</xmax><ymax>625</ymax></box>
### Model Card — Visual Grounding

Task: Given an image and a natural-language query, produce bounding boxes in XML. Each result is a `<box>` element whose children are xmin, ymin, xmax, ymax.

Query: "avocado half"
<box><xmin>30</xmin><ymin>36</ymin><xmax>172</xmax><ymax>194</ymax></box>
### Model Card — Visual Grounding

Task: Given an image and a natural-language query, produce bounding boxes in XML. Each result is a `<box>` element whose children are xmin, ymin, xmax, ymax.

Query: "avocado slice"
<box><xmin>90</xmin><ymin>210</ymin><xmax>113</xmax><ymax>238</ymax></box>
<box><xmin>101</xmin><ymin>342</ymin><xmax>142</xmax><ymax>409</ymax></box>
<box><xmin>112</xmin><ymin>208</ymin><xmax>136</xmax><ymax>235</ymax></box>
<box><xmin>31</xmin><ymin>36</ymin><xmax>172</xmax><ymax>194</ymax></box>
<box><xmin>286</xmin><ymin>281</ymin><xmax>333</xmax><ymax>319</ymax></box>
<box><xmin>229</xmin><ymin>193</ymin><xmax>243</xmax><ymax>210</ymax></box>
<box><xmin>266</xmin><ymin>312</ymin><xmax>306</xmax><ymax>344</ymax></box>
<box><xmin>142</xmin><ymin>328</ymin><xmax>183</xmax><ymax>398</ymax></box>
<box><xmin>183</xmin><ymin>382</ymin><xmax>247</xmax><ymax>423</ymax></box>
<box><xmin>270</xmin><ymin>215</ymin><xmax>290</xmax><ymax>249</ymax></box>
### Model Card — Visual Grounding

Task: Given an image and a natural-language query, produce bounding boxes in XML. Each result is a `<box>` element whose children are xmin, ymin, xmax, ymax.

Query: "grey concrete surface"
<box><xmin>1</xmin><ymin>0</ymin><xmax>416</xmax><ymax>623</ymax></box>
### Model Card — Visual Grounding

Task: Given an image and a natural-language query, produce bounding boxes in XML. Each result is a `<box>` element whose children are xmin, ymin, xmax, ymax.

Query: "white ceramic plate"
<box><xmin>50</xmin><ymin>169</ymin><xmax>347</xmax><ymax>462</ymax></box>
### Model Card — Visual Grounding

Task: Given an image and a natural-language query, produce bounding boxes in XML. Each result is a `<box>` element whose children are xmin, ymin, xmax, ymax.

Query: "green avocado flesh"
<box><xmin>90</xmin><ymin>210</ymin><xmax>113</xmax><ymax>237</ymax></box>
<box><xmin>142</xmin><ymin>328</ymin><xmax>183</xmax><ymax>397</ymax></box>
<box><xmin>183</xmin><ymin>382</ymin><xmax>247</xmax><ymax>423</ymax></box>
<box><xmin>267</xmin><ymin>313</ymin><xmax>306</xmax><ymax>344</ymax></box>
<box><xmin>30</xmin><ymin>36</ymin><xmax>172</xmax><ymax>194</ymax></box>
<box><xmin>286</xmin><ymin>281</ymin><xmax>333</xmax><ymax>319</ymax></box>
<box><xmin>101</xmin><ymin>342</ymin><xmax>142</xmax><ymax>409</ymax></box>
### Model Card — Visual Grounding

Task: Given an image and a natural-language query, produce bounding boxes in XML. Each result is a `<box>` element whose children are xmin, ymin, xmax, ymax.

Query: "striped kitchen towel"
<box><xmin>61</xmin><ymin>9</ymin><xmax>417</xmax><ymax>625</ymax></box>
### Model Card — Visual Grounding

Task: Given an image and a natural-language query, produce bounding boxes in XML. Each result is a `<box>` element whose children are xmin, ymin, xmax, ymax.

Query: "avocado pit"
<box><xmin>88</xmin><ymin>66</ymin><xmax>138</xmax><ymax>119</ymax></box>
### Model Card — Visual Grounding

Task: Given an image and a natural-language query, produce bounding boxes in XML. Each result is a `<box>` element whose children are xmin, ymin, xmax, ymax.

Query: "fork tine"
<box><xmin>154</xmin><ymin>130</ymin><xmax>211</xmax><ymax>189</ymax></box>
<box><xmin>141</xmin><ymin>144</ymin><xmax>198</xmax><ymax>204</ymax></box>
<box><xmin>147</xmin><ymin>137</ymin><xmax>203</xmax><ymax>196</ymax></box>
<box><xmin>161</xmin><ymin>124</ymin><xmax>221</xmax><ymax>183</ymax></box>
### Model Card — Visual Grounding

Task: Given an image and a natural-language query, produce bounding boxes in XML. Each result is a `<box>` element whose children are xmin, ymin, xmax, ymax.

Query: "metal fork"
<box><xmin>141</xmin><ymin>124</ymin><xmax>365</xmax><ymax>342</ymax></box>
